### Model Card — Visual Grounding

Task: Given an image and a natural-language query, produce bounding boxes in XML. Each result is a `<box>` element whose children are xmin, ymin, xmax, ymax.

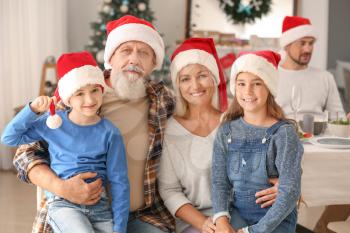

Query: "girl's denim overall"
<box><xmin>225</xmin><ymin>121</ymin><xmax>297</xmax><ymax>233</ymax></box>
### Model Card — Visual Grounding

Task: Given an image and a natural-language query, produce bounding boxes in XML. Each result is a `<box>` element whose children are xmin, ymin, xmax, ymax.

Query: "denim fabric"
<box><xmin>47</xmin><ymin>192</ymin><xmax>113</xmax><ymax>233</ymax></box>
<box><xmin>212</xmin><ymin>118</ymin><xmax>303</xmax><ymax>233</ymax></box>
<box><xmin>126</xmin><ymin>218</ymin><xmax>169</xmax><ymax>233</ymax></box>
<box><xmin>230</xmin><ymin>207</ymin><xmax>297</xmax><ymax>233</ymax></box>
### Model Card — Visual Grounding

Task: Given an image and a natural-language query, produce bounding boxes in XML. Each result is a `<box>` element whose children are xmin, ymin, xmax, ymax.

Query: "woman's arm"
<box><xmin>158</xmin><ymin>140</ymin><xmax>212</xmax><ymax>231</ymax></box>
<box><xmin>175</xmin><ymin>204</ymin><xmax>215</xmax><ymax>233</ymax></box>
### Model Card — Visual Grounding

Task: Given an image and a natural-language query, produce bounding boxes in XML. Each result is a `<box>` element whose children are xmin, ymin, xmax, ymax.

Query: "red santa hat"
<box><xmin>230</xmin><ymin>50</ymin><xmax>281</xmax><ymax>96</ymax></box>
<box><xmin>103</xmin><ymin>15</ymin><xmax>165</xmax><ymax>70</ymax></box>
<box><xmin>280</xmin><ymin>16</ymin><xmax>317</xmax><ymax>48</ymax></box>
<box><xmin>170</xmin><ymin>38</ymin><xmax>228</xmax><ymax>115</ymax></box>
<box><xmin>46</xmin><ymin>51</ymin><xmax>106</xmax><ymax>129</ymax></box>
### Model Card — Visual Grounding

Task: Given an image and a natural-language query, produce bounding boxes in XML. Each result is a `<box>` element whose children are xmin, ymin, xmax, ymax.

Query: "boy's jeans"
<box><xmin>47</xmin><ymin>192</ymin><xmax>113</xmax><ymax>233</ymax></box>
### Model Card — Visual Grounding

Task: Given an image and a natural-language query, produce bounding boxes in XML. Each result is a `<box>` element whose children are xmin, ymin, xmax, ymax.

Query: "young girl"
<box><xmin>211</xmin><ymin>50</ymin><xmax>303</xmax><ymax>233</ymax></box>
<box><xmin>1</xmin><ymin>51</ymin><xmax>129</xmax><ymax>233</ymax></box>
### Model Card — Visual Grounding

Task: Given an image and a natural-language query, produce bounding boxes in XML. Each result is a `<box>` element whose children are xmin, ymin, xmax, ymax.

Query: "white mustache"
<box><xmin>124</xmin><ymin>65</ymin><xmax>144</xmax><ymax>74</ymax></box>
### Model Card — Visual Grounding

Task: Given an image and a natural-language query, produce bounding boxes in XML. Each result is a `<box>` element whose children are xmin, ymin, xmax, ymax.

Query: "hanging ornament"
<box><xmin>100</xmin><ymin>24</ymin><xmax>106</xmax><ymax>32</ymax></box>
<box><xmin>88</xmin><ymin>40</ymin><xmax>93</xmax><ymax>46</ymax></box>
<box><xmin>95</xmin><ymin>31</ymin><xmax>102</xmax><ymax>36</ymax></box>
<box><xmin>96</xmin><ymin>18</ymin><xmax>102</xmax><ymax>24</ymax></box>
<box><xmin>103</xmin><ymin>5</ymin><xmax>111</xmax><ymax>13</ymax></box>
<box><xmin>138</xmin><ymin>2</ymin><xmax>147</xmax><ymax>12</ymax></box>
<box><xmin>96</xmin><ymin>50</ymin><xmax>105</xmax><ymax>63</ymax></box>
<box><xmin>120</xmin><ymin>4</ymin><xmax>129</xmax><ymax>13</ymax></box>
<box><xmin>219</xmin><ymin>0</ymin><xmax>272</xmax><ymax>24</ymax></box>
<box><xmin>104</xmin><ymin>0</ymin><xmax>112</xmax><ymax>3</ymax></box>
<box><xmin>237</xmin><ymin>3</ymin><xmax>252</xmax><ymax>15</ymax></box>
<box><xmin>109</xmin><ymin>9</ymin><xmax>115</xmax><ymax>16</ymax></box>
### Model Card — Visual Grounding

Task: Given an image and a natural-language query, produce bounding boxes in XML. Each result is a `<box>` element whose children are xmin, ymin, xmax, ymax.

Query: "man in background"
<box><xmin>277</xmin><ymin>15</ymin><xmax>350</xmax><ymax>233</ymax></box>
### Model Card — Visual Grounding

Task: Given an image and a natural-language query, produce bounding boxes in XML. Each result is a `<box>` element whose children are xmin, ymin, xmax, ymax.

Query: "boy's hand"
<box><xmin>30</xmin><ymin>96</ymin><xmax>53</xmax><ymax>114</ymax></box>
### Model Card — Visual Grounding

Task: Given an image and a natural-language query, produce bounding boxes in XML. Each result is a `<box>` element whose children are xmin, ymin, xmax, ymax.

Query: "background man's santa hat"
<box><xmin>280</xmin><ymin>16</ymin><xmax>317</xmax><ymax>48</ymax></box>
<box><xmin>46</xmin><ymin>51</ymin><xmax>106</xmax><ymax>129</ymax></box>
<box><xmin>170</xmin><ymin>37</ymin><xmax>228</xmax><ymax>116</ymax></box>
<box><xmin>103</xmin><ymin>15</ymin><xmax>165</xmax><ymax>70</ymax></box>
<box><xmin>230</xmin><ymin>50</ymin><xmax>281</xmax><ymax>96</ymax></box>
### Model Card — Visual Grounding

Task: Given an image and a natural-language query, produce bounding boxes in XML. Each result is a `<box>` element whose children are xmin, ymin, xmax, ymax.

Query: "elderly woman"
<box><xmin>158</xmin><ymin>38</ymin><xmax>280</xmax><ymax>233</ymax></box>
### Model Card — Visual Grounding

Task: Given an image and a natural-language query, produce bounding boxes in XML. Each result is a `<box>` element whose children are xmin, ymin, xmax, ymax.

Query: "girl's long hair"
<box><xmin>222</xmin><ymin>93</ymin><xmax>297</xmax><ymax>129</ymax></box>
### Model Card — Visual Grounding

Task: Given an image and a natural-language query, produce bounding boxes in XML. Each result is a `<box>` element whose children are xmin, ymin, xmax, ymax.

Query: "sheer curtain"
<box><xmin>0</xmin><ymin>0</ymin><xmax>68</xmax><ymax>169</ymax></box>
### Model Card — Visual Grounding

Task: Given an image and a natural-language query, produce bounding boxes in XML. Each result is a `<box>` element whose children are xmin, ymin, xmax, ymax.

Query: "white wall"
<box><xmin>299</xmin><ymin>0</ymin><xmax>329</xmax><ymax>69</ymax></box>
<box><xmin>67</xmin><ymin>0</ymin><xmax>100</xmax><ymax>52</ymax></box>
<box><xmin>150</xmin><ymin>0</ymin><xmax>186</xmax><ymax>52</ymax></box>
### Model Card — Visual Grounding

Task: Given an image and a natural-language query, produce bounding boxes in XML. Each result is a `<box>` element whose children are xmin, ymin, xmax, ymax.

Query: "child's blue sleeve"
<box><xmin>1</xmin><ymin>104</ymin><xmax>45</xmax><ymax>146</ymax></box>
<box><xmin>107</xmin><ymin>127</ymin><xmax>130</xmax><ymax>233</ymax></box>
<box><xmin>249</xmin><ymin>125</ymin><xmax>303</xmax><ymax>233</ymax></box>
<box><xmin>212</xmin><ymin>124</ymin><xmax>233</xmax><ymax>221</ymax></box>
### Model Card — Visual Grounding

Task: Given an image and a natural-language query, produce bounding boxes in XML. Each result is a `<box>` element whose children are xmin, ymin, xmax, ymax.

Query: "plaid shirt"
<box><xmin>13</xmin><ymin>72</ymin><xmax>176</xmax><ymax>233</ymax></box>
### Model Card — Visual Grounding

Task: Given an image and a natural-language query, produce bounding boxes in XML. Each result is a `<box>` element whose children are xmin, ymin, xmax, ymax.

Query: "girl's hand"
<box><xmin>201</xmin><ymin>216</ymin><xmax>216</xmax><ymax>233</ymax></box>
<box><xmin>30</xmin><ymin>96</ymin><xmax>53</xmax><ymax>114</ymax></box>
<box><xmin>215</xmin><ymin>217</ymin><xmax>236</xmax><ymax>233</ymax></box>
<box><xmin>237</xmin><ymin>229</ymin><xmax>245</xmax><ymax>233</ymax></box>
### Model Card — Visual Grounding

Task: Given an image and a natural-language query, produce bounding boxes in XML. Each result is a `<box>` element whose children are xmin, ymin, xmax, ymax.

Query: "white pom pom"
<box><xmin>46</xmin><ymin>114</ymin><xmax>62</xmax><ymax>129</ymax></box>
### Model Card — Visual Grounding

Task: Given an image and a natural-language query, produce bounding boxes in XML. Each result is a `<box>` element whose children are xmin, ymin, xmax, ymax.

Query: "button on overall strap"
<box><xmin>262</xmin><ymin>120</ymin><xmax>288</xmax><ymax>144</ymax></box>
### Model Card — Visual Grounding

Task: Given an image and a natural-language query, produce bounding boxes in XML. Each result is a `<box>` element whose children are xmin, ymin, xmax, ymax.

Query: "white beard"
<box><xmin>110</xmin><ymin>69</ymin><xmax>147</xmax><ymax>100</ymax></box>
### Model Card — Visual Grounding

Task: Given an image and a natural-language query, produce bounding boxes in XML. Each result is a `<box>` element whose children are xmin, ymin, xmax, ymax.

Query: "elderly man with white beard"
<box><xmin>12</xmin><ymin>15</ymin><xmax>175</xmax><ymax>233</ymax></box>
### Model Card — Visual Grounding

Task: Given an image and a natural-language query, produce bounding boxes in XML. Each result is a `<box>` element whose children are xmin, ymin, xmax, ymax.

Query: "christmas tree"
<box><xmin>85</xmin><ymin>0</ymin><xmax>172</xmax><ymax>87</ymax></box>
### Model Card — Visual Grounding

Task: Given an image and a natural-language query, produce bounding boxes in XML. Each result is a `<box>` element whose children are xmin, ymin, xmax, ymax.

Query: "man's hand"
<box><xmin>57</xmin><ymin>172</ymin><xmax>103</xmax><ymax>205</ymax></box>
<box><xmin>201</xmin><ymin>216</ymin><xmax>216</xmax><ymax>233</ymax></box>
<box><xmin>215</xmin><ymin>217</ymin><xmax>236</xmax><ymax>233</ymax></box>
<box><xmin>255</xmin><ymin>178</ymin><xmax>279</xmax><ymax>208</ymax></box>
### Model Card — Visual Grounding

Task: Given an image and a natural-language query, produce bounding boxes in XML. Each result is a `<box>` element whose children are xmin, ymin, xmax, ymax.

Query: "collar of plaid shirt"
<box><xmin>14</xmin><ymin>70</ymin><xmax>176</xmax><ymax>233</ymax></box>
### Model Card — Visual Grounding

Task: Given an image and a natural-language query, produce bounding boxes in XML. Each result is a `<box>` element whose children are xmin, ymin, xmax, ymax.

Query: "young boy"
<box><xmin>1</xmin><ymin>51</ymin><xmax>129</xmax><ymax>233</ymax></box>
